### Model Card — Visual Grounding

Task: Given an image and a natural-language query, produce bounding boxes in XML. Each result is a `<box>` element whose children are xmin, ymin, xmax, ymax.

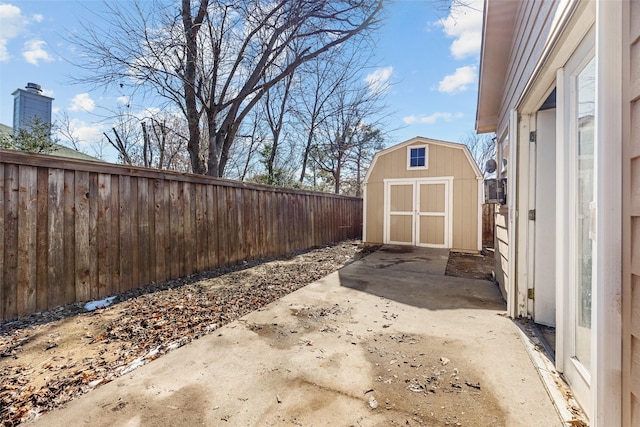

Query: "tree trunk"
<box><xmin>181</xmin><ymin>0</ymin><xmax>207</xmax><ymax>174</ymax></box>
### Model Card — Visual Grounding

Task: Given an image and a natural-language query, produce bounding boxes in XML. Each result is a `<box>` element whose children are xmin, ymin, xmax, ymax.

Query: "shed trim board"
<box><xmin>383</xmin><ymin>177</ymin><xmax>453</xmax><ymax>248</ymax></box>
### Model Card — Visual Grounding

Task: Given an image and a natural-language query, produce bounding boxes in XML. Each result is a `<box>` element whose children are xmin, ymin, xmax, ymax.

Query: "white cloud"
<box><xmin>32</xmin><ymin>14</ymin><xmax>43</xmax><ymax>23</ymax></box>
<box><xmin>22</xmin><ymin>39</ymin><xmax>53</xmax><ymax>65</ymax></box>
<box><xmin>438</xmin><ymin>65</ymin><xmax>477</xmax><ymax>94</ymax></box>
<box><xmin>116</xmin><ymin>95</ymin><xmax>130</xmax><ymax>105</ymax></box>
<box><xmin>438</xmin><ymin>0</ymin><xmax>484</xmax><ymax>59</ymax></box>
<box><xmin>365</xmin><ymin>66</ymin><xmax>393</xmax><ymax>94</ymax></box>
<box><xmin>403</xmin><ymin>112</ymin><xmax>464</xmax><ymax>125</ymax></box>
<box><xmin>69</xmin><ymin>93</ymin><xmax>96</xmax><ymax>112</ymax></box>
<box><xmin>0</xmin><ymin>3</ymin><xmax>27</xmax><ymax>61</ymax></box>
<box><xmin>66</xmin><ymin>118</ymin><xmax>104</xmax><ymax>146</ymax></box>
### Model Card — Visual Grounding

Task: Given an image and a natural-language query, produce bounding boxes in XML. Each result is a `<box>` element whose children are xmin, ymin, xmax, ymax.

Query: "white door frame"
<box><xmin>557</xmin><ymin>30</ymin><xmax>595</xmax><ymax>420</ymax></box>
<box><xmin>383</xmin><ymin>177</ymin><xmax>453</xmax><ymax>248</ymax></box>
<box><xmin>555</xmin><ymin>10</ymin><xmax>622</xmax><ymax>426</ymax></box>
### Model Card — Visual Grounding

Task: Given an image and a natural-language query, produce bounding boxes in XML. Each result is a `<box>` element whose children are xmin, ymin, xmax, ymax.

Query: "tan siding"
<box><xmin>367</xmin><ymin>142</ymin><xmax>476</xmax><ymax>182</ymax></box>
<box><xmin>498</xmin><ymin>1</ymin><xmax>558</xmax><ymax>123</ymax></box>
<box><xmin>495</xmin><ymin>207</ymin><xmax>509</xmax><ymax>300</ymax></box>
<box><xmin>365</xmin><ymin>182</ymin><xmax>384</xmax><ymax>243</ymax></box>
<box><xmin>627</xmin><ymin>7</ymin><xmax>640</xmax><ymax>423</ymax></box>
<box><xmin>632</xmin><ymin>33</ymin><xmax>640</xmax><ymax>101</ymax></box>
<box><xmin>633</xmin><ymin>335</ymin><xmax>640</xmax><ymax>399</ymax></box>
<box><xmin>452</xmin><ymin>179</ymin><xmax>479</xmax><ymax>251</ymax></box>
<box><xmin>632</xmin><ymin>275</ymin><xmax>640</xmax><ymax>338</ymax></box>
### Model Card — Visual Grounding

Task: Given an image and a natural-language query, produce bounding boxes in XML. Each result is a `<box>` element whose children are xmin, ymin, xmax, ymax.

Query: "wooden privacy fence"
<box><xmin>482</xmin><ymin>203</ymin><xmax>496</xmax><ymax>248</ymax></box>
<box><xmin>0</xmin><ymin>150</ymin><xmax>363</xmax><ymax>321</ymax></box>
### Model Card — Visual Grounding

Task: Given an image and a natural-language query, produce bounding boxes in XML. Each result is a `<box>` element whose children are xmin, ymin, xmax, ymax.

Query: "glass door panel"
<box><xmin>575</xmin><ymin>57</ymin><xmax>595</xmax><ymax>370</ymax></box>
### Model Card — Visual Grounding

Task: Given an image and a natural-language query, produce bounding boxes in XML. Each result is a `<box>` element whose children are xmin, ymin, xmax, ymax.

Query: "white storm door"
<box><xmin>416</xmin><ymin>180</ymin><xmax>450</xmax><ymax>248</ymax></box>
<box><xmin>384</xmin><ymin>181</ymin><xmax>416</xmax><ymax>245</ymax></box>
<box><xmin>558</xmin><ymin>37</ymin><xmax>595</xmax><ymax>419</ymax></box>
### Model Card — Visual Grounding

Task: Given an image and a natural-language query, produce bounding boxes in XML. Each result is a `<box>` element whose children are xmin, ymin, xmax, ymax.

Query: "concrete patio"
<box><xmin>29</xmin><ymin>246</ymin><xmax>563</xmax><ymax>426</ymax></box>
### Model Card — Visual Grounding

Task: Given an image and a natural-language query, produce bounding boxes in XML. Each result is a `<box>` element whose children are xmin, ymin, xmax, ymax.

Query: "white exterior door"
<box><xmin>557</xmin><ymin>36</ymin><xmax>596</xmax><ymax>419</ymax></box>
<box><xmin>384</xmin><ymin>178</ymin><xmax>451</xmax><ymax>248</ymax></box>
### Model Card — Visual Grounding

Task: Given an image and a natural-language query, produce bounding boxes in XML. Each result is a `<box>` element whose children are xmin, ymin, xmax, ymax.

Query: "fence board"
<box><xmin>482</xmin><ymin>203</ymin><xmax>496</xmax><ymax>247</ymax></box>
<box><xmin>3</xmin><ymin>165</ymin><xmax>19</xmax><ymax>319</ymax></box>
<box><xmin>97</xmin><ymin>174</ymin><xmax>111</xmax><ymax>298</ymax></box>
<box><xmin>0</xmin><ymin>164</ymin><xmax>4</xmax><ymax>317</ymax></box>
<box><xmin>119</xmin><ymin>176</ymin><xmax>132</xmax><ymax>292</ymax></box>
<box><xmin>137</xmin><ymin>178</ymin><xmax>150</xmax><ymax>287</ymax></box>
<box><xmin>88</xmin><ymin>173</ymin><xmax>99</xmax><ymax>300</ymax></box>
<box><xmin>17</xmin><ymin>166</ymin><xmax>37</xmax><ymax>316</ymax></box>
<box><xmin>218</xmin><ymin>187</ymin><xmax>229</xmax><ymax>266</ymax></box>
<box><xmin>47</xmin><ymin>169</ymin><xmax>65</xmax><ymax>309</ymax></box>
<box><xmin>146</xmin><ymin>178</ymin><xmax>157</xmax><ymax>283</ymax></box>
<box><xmin>206</xmin><ymin>185</ymin><xmax>218</xmax><ymax>269</ymax></box>
<box><xmin>130</xmin><ymin>178</ymin><xmax>140</xmax><ymax>290</ymax></box>
<box><xmin>63</xmin><ymin>171</ymin><xmax>75</xmax><ymax>304</ymax></box>
<box><xmin>110</xmin><ymin>175</ymin><xmax>120</xmax><ymax>294</ymax></box>
<box><xmin>74</xmin><ymin>171</ymin><xmax>91</xmax><ymax>302</ymax></box>
<box><xmin>183</xmin><ymin>182</ymin><xmax>195</xmax><ymax>275</ymax></box>
<box><xmin>36</xmin><ymin>168</ymin><xmax>48</xmax><ymax>311</ymax></box>
<box><xmin>195</xmin><ymin>184</ymin><xmax>205</xmax><ymax>272</ymax></box>
<box><xmin>153</xmin><ymin>179</ymin><xmax>169</xmax><ymax>282</ymax></box>
<box><xmin>0</xmin><ymin>151</ymin><xmax>362</xmax><ymax>320</ymax></box>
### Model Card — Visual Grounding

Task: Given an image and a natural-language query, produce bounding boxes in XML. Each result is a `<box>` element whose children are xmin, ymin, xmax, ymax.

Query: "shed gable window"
<box><xmin>407</xmin><ymin>145</ymin><xmax>428</xmax><ymax>169</ymax></box>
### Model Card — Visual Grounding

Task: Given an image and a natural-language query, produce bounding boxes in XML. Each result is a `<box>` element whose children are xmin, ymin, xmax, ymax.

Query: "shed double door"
<box><xmin>384</xmin><ymin>179</ymin><xmax>451</xmax><ymax>248</ymax></box>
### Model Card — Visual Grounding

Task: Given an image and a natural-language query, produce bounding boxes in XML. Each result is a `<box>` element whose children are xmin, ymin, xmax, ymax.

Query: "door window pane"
<box><xmin>575</xmin><ymin>57</ymin><xmax>595</xmax><ymax>369</ymax></box>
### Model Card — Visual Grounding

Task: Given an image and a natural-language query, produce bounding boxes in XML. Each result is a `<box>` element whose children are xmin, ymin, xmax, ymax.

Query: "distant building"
<box><xmin>2</xmin><ymin>82</ymin><xmax>100</xmax><ymax>162</ymax></box>
<box><xmin>12</xmin><ymin>82</ymin><xmax>53</xmax><ymax>135</ymax></box>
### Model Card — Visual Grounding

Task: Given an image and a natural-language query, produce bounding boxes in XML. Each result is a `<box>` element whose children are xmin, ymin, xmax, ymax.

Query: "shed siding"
<box><xmin>364</xmin><ymin>140</ymin><xmax>479</xmax><ymax>251</ymax></box>
<box><xmin>451</xmin><ymin>179</ymin><xmax>479</xmax><ymax>251</ymax></box>
<box><xmin>365</xmin><ymin>181</ymin><xmax>384</xmax><ymax>243</ymax></box>
<box><xmin>626</xmin><ymin>0</ymin><xmax>640</xmax><ymax>423</ymax></box>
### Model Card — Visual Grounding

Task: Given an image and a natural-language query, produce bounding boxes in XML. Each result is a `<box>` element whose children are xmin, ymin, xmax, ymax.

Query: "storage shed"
<box><xmin>363</xmin><ymin>137</ymin><xmax>482</xmax><ymax>251</ymax></box>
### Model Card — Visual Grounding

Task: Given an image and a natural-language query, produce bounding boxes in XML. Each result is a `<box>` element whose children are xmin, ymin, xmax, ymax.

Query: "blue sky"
<box><xmin>0</xmin><ymin>0</ymin><xmax>483</xmax><ymax>161</ymax></box>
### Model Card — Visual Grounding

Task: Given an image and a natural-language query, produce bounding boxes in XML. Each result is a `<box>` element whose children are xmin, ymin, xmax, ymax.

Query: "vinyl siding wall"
<box><xmin>625</xmin><ymin>0</ymin><xmax>640</xmax><ymax>424</ymax></box>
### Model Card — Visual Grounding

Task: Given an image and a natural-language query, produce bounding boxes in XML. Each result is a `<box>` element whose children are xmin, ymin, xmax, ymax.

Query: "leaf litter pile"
<box><xmin>1</xmin><ymin>241</ymin><xmax>364</xmax><ymax>426</ymax></box>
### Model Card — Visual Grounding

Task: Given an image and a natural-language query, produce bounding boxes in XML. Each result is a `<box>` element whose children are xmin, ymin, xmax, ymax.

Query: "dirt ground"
<box><xmin>1</xmin><ymin>245</ymin><xmax>499</xmax><ymax>426</ymax></box>
<box><xmin>445</xmin><ymin>250</ymin><xmax>495</xmax><ymax>281</ymax></box>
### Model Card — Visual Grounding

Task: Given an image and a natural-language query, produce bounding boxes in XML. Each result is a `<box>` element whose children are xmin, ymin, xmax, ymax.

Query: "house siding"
<box><xmin>494</xmin><ymin>206</ymin><xmax>509</xmax><ymax>300</ymax></box>
<box><xmin>625</xmin><ymin>0</ymin><xmax>640</xmax><ymax>423</ymax></box>
<box><xmin>497</xmin><ymin>1</ymin><xmax>559</xmax><ymax>125</ymax></box>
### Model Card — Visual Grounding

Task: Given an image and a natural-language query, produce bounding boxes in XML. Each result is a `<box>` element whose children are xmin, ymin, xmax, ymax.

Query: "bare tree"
<box><xmin>71</xmin><ymin>0</ymin><xmax>385</xmax><ymax>177</ymax></box>
<box><xmin>293</xmin><ymin>50</ymin><xmax>359</xmax><ymax>184</ymax></box>
<box><xmin>262</xmin><ymin>71</ymin><xmax>295</xmax><ymax>184</ymax></box>
<box><xmin>56</xmin><ymin>112</ymin><xmax>85</xmax><ymax>152</ymax></box>
<box><xmin>461</xmin><ymin>130</ymin><xmax>495</xmax><ymax>177</ymax></box>
<box><xmin>311</xmin><ymin>68</ymin><xmax>388</xmax><ymax>195</ymax></box>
